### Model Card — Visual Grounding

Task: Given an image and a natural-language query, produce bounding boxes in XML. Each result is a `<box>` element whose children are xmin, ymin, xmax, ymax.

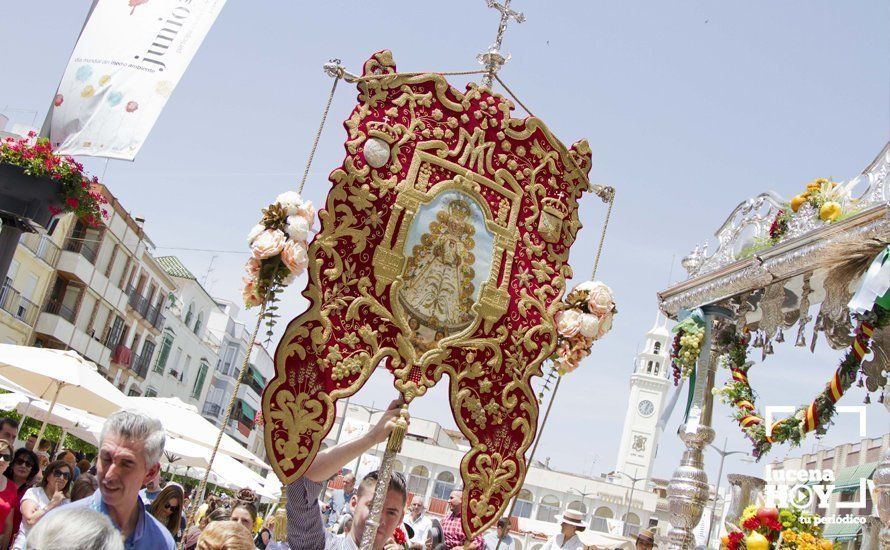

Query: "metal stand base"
<box><xmin>666</xmin><ymin>423</ymin><xmax>715</xmax><ymax>550</ymax></box>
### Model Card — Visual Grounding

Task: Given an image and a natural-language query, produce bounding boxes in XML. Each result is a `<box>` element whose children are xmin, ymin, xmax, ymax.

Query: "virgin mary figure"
<box><xmin>399</xmin><ymin>198</ymin><xmax>478</xmax><ymax>345</ymax></box>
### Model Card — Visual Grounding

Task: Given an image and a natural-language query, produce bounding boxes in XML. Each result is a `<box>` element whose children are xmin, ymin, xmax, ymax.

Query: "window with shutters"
<box><xmin>154</xmin><ymin>332</ymin><xmax>174</xmax><ymax>373</ymax></box>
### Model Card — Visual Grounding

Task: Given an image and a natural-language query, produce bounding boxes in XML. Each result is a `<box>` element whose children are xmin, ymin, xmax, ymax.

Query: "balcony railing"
<box><xmin>202</xmin><ymin>403</ymin><xmax>222</xmax><ymax>419</ymax></box>
<box><xmin>63</xmin><ymin>237</ymin><xmax>98</xmax><ymax>264</ymax></box>
<box><xmin>146</xmin><ymin>306</ymin><xmax>166</xmax><ymax>329</ymax></box>
<box><xmin>132</xmin><ymin>353</ymin><xmax>151</xmax><ymax>379</ymax></box>
<box><xmin>44</xmin><ymin>299</ymin><xmax>77</xmax><ymax>323</ymax></box>
<box><xmin>0</xmin><ymin>284</ymin><xmax>39</xmax><ymax>326</ymax></box>
<box><xmin>125</xmin><ymin>285</ymin><xmax>163</xmax><ymax>327</ymax></box>
<box><xmin>20</xmin><ymin>233</ymin><xmax>61</xmax><ymax>267</ymax></box>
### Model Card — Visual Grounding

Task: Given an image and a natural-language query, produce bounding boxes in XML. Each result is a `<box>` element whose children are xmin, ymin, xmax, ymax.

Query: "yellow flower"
<box><xmin>807</xmin><ymin>178</ymin><xmax>829</xmax><ymax>191</ymax></box>
<box><xmin>819</xmin><ymin>201</ymin><xmax>842</xmax><ymax>222</ymax></box>
<box><xmin>791</xmin><ymin>193</ymin><xmax>810</xmax><ymax>212</ymax></box>
<box><xmin>80</xmin><ymin>85</ymin><xmax>95</xmax><ymax>98</ymax></box>
<box><xmin>741</xmin><ymin>505</ymin><xmax>758</xmax><ymax>521</ymax></box>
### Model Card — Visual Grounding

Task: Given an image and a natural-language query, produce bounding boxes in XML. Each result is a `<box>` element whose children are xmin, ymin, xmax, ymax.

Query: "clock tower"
<box><xmin>614</xmin><ymin>316</ymin><xmax>672</xmax><ymax>480</ymax></box>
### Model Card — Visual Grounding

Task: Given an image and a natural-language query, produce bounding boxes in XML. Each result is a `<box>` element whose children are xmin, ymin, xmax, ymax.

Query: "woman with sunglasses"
<box><xmin>148</xmin><ymin>484</ymin><xmax>185</xmax><ymax>540</ymax></box>
<box><xmin>0</xmin><ymin>441</ymin><xmax>18</xmax><ymax>549</ymax></box>
<box><xmin>12</xmin><ymin>459</ymin><xmax>72</xmax><ymax>549</ymax></box>
<box><xmin>4</xmin><ymin>448</ymin><xmax>39</xmax><ymax>546</ymax></box>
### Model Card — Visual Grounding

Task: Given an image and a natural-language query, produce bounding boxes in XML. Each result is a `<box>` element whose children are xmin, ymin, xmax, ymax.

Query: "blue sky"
<box><xmin>2</xmin><ymin>1</ymin><xmax>888</xmax><ymax>484</ymax></box>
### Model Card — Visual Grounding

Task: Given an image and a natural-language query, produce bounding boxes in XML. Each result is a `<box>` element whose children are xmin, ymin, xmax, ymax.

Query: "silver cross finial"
<box><xmin>477</xmin><ymin>0</ymin><xmax>525</xmax><ymax>88</ymax></box>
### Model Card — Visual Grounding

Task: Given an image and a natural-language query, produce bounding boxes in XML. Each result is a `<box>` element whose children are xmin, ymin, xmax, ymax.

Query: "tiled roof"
<box><xmin>156</xmin><ymin>256</ymin><xmax>197</xmax><ymax>280</ymax></box>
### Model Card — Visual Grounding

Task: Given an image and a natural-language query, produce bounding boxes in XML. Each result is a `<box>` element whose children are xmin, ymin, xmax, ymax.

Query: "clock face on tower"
<box><xmin>638</xmin><ymin>399</ymin><xmax>655</xmax><ymax>417</ymax></box>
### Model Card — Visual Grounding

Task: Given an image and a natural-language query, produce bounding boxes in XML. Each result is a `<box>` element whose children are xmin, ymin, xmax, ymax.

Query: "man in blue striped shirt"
<box><xmin>61</xmin><ymin>409</ymin><xmax>174</xmax><ymax>550</ymax></box>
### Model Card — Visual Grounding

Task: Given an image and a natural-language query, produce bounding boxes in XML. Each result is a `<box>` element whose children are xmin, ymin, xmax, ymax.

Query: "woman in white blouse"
<box><xmin>12</xmin><ymin>459</ymin><xmax>72</xmax><ymax>549</ymax></box>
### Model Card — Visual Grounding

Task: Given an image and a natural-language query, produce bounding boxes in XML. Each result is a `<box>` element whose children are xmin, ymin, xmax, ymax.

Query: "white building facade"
<box><xmin>138</xmin><ymin>256</ymin><xmax>220</xmax><ymax>408</ymax></box>
<box><xmin>26</xmin><ymin>184</ymin><xmax>173</xmax><ymax>394</ymax></box>
<box><xmin>201</xmin><ymin>299</ymin><xmax>268</xmax><ymax>451</ymax></box>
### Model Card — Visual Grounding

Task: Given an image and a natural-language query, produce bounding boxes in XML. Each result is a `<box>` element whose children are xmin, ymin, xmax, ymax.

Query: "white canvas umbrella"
<box><xmin>0</xmin><ymin>345</ymin><xmax>131</xmax><ymax>445</ymax></box>
<box><xmin>128</xmin><ymin>397</ymin><xmax>268</xmax><ymax>469</ymax></box>
<box><xmin>0</xmin><ymin>392</ymin><xmax>104</xmax><ymax>446</ymax></box>
<box><xmin>162</xmin><ymin>437</ymin><xmax>212</xmax><ymax>470</ymax></box>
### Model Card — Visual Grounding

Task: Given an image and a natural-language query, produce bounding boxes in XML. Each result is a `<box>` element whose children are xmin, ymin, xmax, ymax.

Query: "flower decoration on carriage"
<box><xmin>670</xmin><ymin>309</ymin><xmax>706</xmax><ymax>384</ymax></box>
<box><xmin>554</xmin><ymin>280</ymin><xmax>616</xmax><ymax>374</ymax></box>
<box><xmin>721</xmin><ymin>505</ymin><xmax>830</xmax><ymax>550</ymax></box>
<box><xmin>243</xmin><ymin>191</ymin><xmax>315</xmax><ymax>339</ymax></box>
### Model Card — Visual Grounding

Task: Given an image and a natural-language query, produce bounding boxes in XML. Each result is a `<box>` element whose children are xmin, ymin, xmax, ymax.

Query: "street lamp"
<box><xmin>568</xmin><ymin>486</ymin><xmax>596</xmax><ymax>518</ymax></box>
<box><xmin>705</xmin><ymin>437</ymin><xmax>748</xmax><ymax>547</ymax></box>
<box><xmin>613</xmin><ymin>471</ymin><xmax>647</xmax><ymax>537</ymax></box>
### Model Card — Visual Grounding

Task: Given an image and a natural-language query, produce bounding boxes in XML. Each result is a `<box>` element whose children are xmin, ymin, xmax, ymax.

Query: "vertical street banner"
<box><xmin>44</xmin><ymin>0</ymin><xmax>226</xmax><ymax>160</ymax></box>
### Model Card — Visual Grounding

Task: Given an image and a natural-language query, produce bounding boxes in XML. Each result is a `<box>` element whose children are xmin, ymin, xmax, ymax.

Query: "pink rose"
<box><xmin>244</xmin><ymin>257</ymin><xmax>261</xmax><ymax>277</ymax></box>
<box><xmin>281</xmin><ymin>240</ymin><xmax>309</xmax><ymax>277</ymax></box>
<box><xmin>242</xmin><ymin>276</ymin><xmax>263</xmax><ymax>307</ymax></box>
<box><xmin>583</xmin><ymin>281</ymin><xmax>615</xmax><ymax>315</ymax></box>
<box><xmin>555</xmin><ymin>309</ymin><xmax>583</xmax><ymax>338</ymax></box>
<box><xmin>250</xmin><ymin>229</ymin><xmax>286</xmax><ymax>260</ymax></box>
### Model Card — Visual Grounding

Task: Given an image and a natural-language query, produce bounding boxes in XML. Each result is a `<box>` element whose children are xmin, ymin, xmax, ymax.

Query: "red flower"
<box><xmin>392</xmin><ymin>527</ymin><xmax>406</xmax><ymax>545</ymax></box>
<box><xmin>726</xmin><ymin>532</ymin><xmax>744</xmax><ymax>550</ymax></box>
<box><xmin>742</xmin><ymin>516</ymin><xmax>760</xmax><ymax>530</ymax></box>
<box><xmin>66</xmin><ymin>198</ymin><xmax>79</xmax><ymax>209</ymax></box>
<box><xmin>48</xmin><ymin>205</ymin><xmax>62</xmax><ymax>216</ymax></box>
<box><xmin>763</xmin><ymin>517</ymin><xmax>782</xmax><ymax>532</ymax></box>
<box><xmin>27</xmin><ymin>130</ymin><xmax>36</xmax><ymax>138</ymax></box>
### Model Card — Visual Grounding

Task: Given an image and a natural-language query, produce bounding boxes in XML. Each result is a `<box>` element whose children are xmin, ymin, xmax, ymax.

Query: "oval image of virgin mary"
<box><xmin>398</xmin><ymin>190</ymin><xmax>494</xmax><ymax>352</ymax></box>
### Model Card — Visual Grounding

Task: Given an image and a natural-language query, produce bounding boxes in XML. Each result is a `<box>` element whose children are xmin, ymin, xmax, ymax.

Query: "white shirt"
<box><xmin>540</xmin><ymin>533</ymin><xmax>584</xmax><ymax>550</ymax></box>
<box><xmin>13</xmin><ymin>487</ymin><xmax>69</xmax><ymax>549</ymax></box>
<box><xmin>483</xmin><ymin>532</ymin><xmax>516</xmax><ymax>550</ymax></box>
<box><xmin>406</xmin><ymin>513</ymin><xmax>432</xmax><ymax>547</ymax></box>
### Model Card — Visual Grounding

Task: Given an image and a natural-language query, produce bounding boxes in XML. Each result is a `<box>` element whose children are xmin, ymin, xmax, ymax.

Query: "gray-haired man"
<box><xmin>62</xmin><ymin>409</ymin><xmax>174</xmax><ymax>549</ymax></box>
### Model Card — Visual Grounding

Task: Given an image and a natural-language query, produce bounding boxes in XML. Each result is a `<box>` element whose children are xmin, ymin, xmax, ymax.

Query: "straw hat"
<box><xmin>554</xmin><ymin>509</ymin><xmax>587</xmax><ymax>530</ymax></box>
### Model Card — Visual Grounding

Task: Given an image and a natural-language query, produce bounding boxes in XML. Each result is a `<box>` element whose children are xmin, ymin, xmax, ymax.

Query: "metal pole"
<box><xmin>705</xmin><ymin>439</ymin><xmax>728</xmax><ymax>547</ymax></box>
<box><xmin>623</xmin><ymin>480</ymin><xmax>638</xmax><ymax>537</ymax></box>
<box><xmin>34</xmin><ymin>382</ymin><xmax>63</xmax><ymax>448</ymax></box>
<box><xmin>704</xmin><ymin>439</ymin><xmax>746</xmax><ymax>548</ymax></box>
<box><xmin>359</xmin><ymin>405</ymin><xmax>409</xmax><ymax>550</ymax></box>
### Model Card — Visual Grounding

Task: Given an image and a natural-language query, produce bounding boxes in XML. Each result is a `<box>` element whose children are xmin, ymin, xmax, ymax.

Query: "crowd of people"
<box><xmin>0</xmin><ymin>406</ymin><xmax>658</xmax><ymax>550</ymax></box>
<box><xmin>0</xmin><ymin>413</ymin><xmax>277</xmax><ymax>549</ymax></box>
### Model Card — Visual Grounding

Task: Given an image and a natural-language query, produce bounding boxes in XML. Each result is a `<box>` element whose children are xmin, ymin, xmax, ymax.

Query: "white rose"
<box><xmin>597</xmin><ymin>313</ymin><xmax>614</xmax><ymax>339</ymax></box>
<box><xmin>275</xmin><ymin>191</ymin><xmax>304</xmax><ymax>215</ymax></box>
<box><xmin>578</xmin><ymin>313</ymin><xmax>600</xmax><ymax>338</ymax></box>
<box><xmin>556</xmin><ymin>309</ymin><xmax>583</xmax><ymax>338</ymax></box>
<box><xmin>285</xmin><ymin>215</ymin><xmax>310</xmax><ymax>242</ymax></box>
<box><xmin>247</xmin><ymin>223</ymin><xmax>266</xmax><ymax>244</ymax></box>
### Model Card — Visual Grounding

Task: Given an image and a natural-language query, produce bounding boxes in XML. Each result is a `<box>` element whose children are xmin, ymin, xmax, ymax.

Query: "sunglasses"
<box><xmin>164</xmin><ymin>502</ymin><xmax>179</xmax><ymax>511</ymax></box>
<box><xmin>52</xmin><ymin>470</ymin><xmax>70</xmax><ymax>480</ymax></box>
<box><xmin>0</xmin><ymin>454</ymin><xmax>11</xmax><ymax>463</ymax></box>
<box><xmin>13</xmin><ymin>457</ymin><xmax>35</xmax><ymax>468</ymax></box>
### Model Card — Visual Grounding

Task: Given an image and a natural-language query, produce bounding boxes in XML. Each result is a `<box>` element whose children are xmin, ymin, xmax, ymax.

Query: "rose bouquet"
<box><xmin>1</xmin><ymin>132</ymin><xmax>108</xmax><ymax>225</ymax></box>
<box><xmin>553</xmin><ymin>280</ymin><xmax>616</xmax><ymax>374</ymax></box>
<box><xmin>243</xmin><ymin>192</ymin><xmax>314</xmax><ymax>338</ymax></box>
